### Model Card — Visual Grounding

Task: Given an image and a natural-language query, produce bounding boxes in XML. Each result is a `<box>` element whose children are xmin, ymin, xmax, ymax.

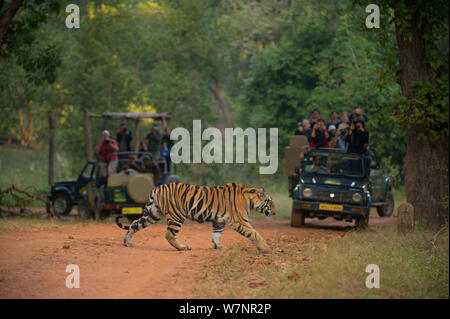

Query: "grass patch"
<box><xmin>0</xmin><ymin>214</ymin><xmax>116</xmax><ymax>231</ymax></box>
<box><xmin>193</xmin><ymin>226</ymin><xmax>449</xmax><ymax>298</ymax></box>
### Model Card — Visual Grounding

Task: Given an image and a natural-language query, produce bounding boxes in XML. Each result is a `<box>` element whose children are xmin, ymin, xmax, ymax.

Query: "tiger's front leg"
<box><xmin>212</xmin><ymin>220</ymin><xmax>226</xmax><ymax>249</ymax></box>
<box><xmin>230</xmin><ymin>220</ymin><xmax>271</xmax><ymax>254</ymax></box>
<box><xmin>165</xmin><ymin>217</ymin><xmax>191</xmax><ymax>251</ymax></box>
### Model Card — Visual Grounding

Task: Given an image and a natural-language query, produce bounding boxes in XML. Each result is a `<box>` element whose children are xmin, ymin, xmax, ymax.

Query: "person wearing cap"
<box><xmin>349</xmin><ymin>106</ymin><xmax>369</xmax><ymax>124</ymax></box>
<box><xmin>327</xmin><ymin>124</ymin><xmax>337</xmax><ymax>141</ymax></box>
<box><xmin>95</xmin><ymin>130</ymin><xmax>119</xmax><ymax>183</ymax></box>
<box><xmin>145</xmin><ymin>123</ymin><xmax>162</xmax><ymax>159</ymax></box>
<box><xmin>116</xmin><ymin>121</ymin><xmax>133</xmax><ymax>155</ymax></box>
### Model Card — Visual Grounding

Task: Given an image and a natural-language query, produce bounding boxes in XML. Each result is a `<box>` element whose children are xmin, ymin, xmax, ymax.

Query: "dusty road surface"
<box><xmin>0</xmin><ymin>217</ymin><xmax>394</xmax><ymax>298</ymax></box>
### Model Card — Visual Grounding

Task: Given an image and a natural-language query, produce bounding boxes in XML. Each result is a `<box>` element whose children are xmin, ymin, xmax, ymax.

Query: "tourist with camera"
<box><xmin>116</xmin><ymin>121</ymin><xmax>133</xmax><ymax>153</ymax></box>
<box><xmin>346</xmin><ymin>119</ymin><xmax>369</xmax><ymax>154</ymax></box>
<box><xmin>95</xmin><ymin>130</ymin><xmax>119</xmax><ymax>184</ymax></box>
<box><xmin>330</xmin><ymin>124</ymin><xmax>350</xmax><ymax>151</ymax></box>
<box><xmin>310</xmin><ymin>118</ymin><xmax>329</xmax><ymax>148</ymax></box>
<box><xmin>346</xmin><ymin>118</ymin><xmax>370</xmax><ymax>174</ymax></box>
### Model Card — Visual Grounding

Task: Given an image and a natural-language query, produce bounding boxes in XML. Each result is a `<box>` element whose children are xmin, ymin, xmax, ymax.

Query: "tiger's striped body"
<box><xmin>116</xmin><ymin>182</ymin><xmax>275</xmax><ymax>253</ymax></box>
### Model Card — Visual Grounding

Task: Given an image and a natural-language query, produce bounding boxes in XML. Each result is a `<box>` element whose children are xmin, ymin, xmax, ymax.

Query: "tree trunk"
<box><xmin>48</xmin><ymin>114</ymin><xmax>55</xmax><ymax>186</ymax></box>
<box><xmin>83</xmin><ymin>109</ymin><xmax>93</xmax><ymax>161</ymax></box>
<box><xmin>393</xmin><ymin>0</ymin><xmax>449</xmax><ymax>229</ymax></box>
<box><xmin>209</xmin><ymin>77</ymin><xmax>234</xmax><ymax>128</ymax></box>
<box><xmin>0</xmin><ymin>0</ymin><xmax>24</xmax><ymax>45</ymax></box>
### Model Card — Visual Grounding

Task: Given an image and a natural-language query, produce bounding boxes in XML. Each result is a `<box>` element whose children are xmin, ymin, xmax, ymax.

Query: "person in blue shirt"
<box><xmin>159</xmin><ymin>141</ymin><xmax>171</xmax><ymax>172</ymax></box>
<box><xmin>330</xmin><ymin>124</ymin><xmax>349</xmax><ymax>151</ymax></box>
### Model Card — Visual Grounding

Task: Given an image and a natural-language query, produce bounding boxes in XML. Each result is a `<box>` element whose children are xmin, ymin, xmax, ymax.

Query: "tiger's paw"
<box><xmin>123</xmin><ymin>242</ymin><xmax>133</xmax><ymax>248</ymax></box>
<box><xmin>258</xmin><ymin>248</ymin><xmax>271</xmax><ymax>254</ymax></box>
<box><xmin>177</xmin><ymin>245</ymin><xmax>192</xmax><ymax>251</ymax></box>
<box><xmin>213</xmin><ymin>244</ymin><xmax>227</xmax><ymax>250</ymax></box>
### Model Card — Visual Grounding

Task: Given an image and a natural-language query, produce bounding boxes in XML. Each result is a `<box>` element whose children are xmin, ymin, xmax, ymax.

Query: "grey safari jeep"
<box><xmin>289</xmin><ymin>147</ymin><xmax>394</xmax><ymax>229</ymax></box>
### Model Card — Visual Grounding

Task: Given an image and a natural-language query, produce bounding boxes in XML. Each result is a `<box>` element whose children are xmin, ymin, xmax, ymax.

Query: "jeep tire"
<box><xmin>78</xmin><ymin>198</ymin><xmax>93</xmax><ymax>220</ymax></box>
<box><xmin>52</xmin><ymin>192</ymin><xmax>72</xmax><ymax>216</ymax></box>
<box><xmin>377</xmin><ymin>190</ymin><xmax>394</xmax><ymax>217</ymax></box>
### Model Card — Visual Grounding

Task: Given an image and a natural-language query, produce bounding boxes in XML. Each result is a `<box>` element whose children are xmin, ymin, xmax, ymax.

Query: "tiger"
<box><xmin>115</xmin><ymin>182</ymin><xmax>276</xmax><ymax>253</ymax></box>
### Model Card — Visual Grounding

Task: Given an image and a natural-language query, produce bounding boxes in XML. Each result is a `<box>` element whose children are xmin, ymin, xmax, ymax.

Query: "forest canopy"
<box><xmin>0</xmin><ymin>0</ymin><xmax>447</xmax><ymax>187</ymax></box>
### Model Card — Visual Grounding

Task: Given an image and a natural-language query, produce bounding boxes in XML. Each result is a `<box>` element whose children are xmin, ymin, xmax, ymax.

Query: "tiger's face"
<box><xmin>253</xmin><ymin>188</ymin><xmax>276</xmax><ymax>217</ymax></box>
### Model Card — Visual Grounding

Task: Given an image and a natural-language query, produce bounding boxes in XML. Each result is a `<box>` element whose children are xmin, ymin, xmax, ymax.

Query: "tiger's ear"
<box><xmin>258</xmin><ymin>188</ymin><xmax>265</xmax><ymax>199</ymax></box>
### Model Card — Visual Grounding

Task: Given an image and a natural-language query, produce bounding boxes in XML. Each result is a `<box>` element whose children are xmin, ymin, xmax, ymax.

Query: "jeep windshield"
<box><xmin>301</xmin><ymin>150</ymin><xmax>365</xmax><ymax>177</ymax></box>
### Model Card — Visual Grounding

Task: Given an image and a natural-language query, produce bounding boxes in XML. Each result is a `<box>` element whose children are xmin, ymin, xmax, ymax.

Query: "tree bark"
<box><xmin>393</xmin><ymin>0</ymin><xmax>449</xmax><ymax>229</ymax></box>
<box><xmin>83</xmin><ymin>109</ymin><xmax>93</xmax><ymax>161</ymax></box>
<box><xmin>0</xmin><ymin>0</ymin><xmax>24</xmax><ymax>46</ymax></box>
<box><xmin>209</xmin><ymin>77</ymin><xmax>234</xmax><ymax>128</ymax></box>
<box><xmin>48</xmin><ymin>114</ymin><xmax>55</xmax><ymax>186</ymax></box>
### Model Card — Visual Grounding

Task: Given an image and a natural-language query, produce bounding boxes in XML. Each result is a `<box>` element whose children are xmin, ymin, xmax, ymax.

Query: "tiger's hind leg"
<box><xmin>230</xmin><ymin>220</ymin><xmax>271</xmax><ymax>254</ymax></box>
<box><xmin>123</xmin><ymin>206</ymin><xmax>162</xmax><ymax>247</ymax></box>
<box><xmin>165</xmin><ymin>217</ymin><xmax>191</xmax><ymax>251</ymax></box>
<box><xmin>212</xmin><ymin>220</ymin><xmax>226</xmax><ymax>249</ymax></box>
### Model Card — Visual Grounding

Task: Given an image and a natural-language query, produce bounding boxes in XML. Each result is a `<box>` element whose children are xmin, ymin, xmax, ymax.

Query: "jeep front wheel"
<box><xmin>52</xmin><ymin>192</ymin><xmax>72</xmax><ymax>215</ymax></box>
<box><xmin>291</xmin><ymin>206</ymin><xmax>305</xmax><ymax>227</ymax></box>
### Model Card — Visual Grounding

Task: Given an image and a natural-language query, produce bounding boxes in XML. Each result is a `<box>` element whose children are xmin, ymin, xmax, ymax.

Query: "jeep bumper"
<box><xmin>293</xmin><ymin>199</ymin><xmax>370</xmax><ymax>218</ymax></box>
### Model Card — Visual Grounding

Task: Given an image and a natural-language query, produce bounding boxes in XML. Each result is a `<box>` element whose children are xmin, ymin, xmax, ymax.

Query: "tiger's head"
<box><xmin>250</xmin><ymin>188</ymin><xmax>276</xmax><ymax>217</ymax></box>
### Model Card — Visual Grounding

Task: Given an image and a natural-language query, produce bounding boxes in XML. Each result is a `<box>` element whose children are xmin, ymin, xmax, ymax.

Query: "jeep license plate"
<box><xmin>319</xmin><ymin>204</ymin><xmax>343</xmax><ymax>211</ymax></box>
<box><xmin>122</xmin><ymin>207</ymin><xmax>142</xmax><ymax>215</ymax></box>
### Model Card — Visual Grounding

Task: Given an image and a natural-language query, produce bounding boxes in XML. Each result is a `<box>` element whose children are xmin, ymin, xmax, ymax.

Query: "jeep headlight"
<box><xmin>352</xmin><ymin>193</ymin><xmax>362</xmax><ymax>202</ymax></box>
<box><xmin>303</xmin><ymin>188</ymin><xmax>312</xmax><ymax>198</ymax></box>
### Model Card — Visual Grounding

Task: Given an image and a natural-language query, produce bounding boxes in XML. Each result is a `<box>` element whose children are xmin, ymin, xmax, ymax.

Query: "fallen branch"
<box><xmin>431</xmin><ymin>224</ymin><xmax>449</xmax><ymax>249</ymax></box>
<box><xmin>0</xmin><ymin>184</ymin><xmax>59</xmax><ymax>218</ymax></box>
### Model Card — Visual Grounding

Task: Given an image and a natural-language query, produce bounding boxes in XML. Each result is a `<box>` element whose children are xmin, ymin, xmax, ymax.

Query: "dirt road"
<box><xmin>0</xmin><ymin>217</ymin><xmax>394</xmax><ymax>298</ymax></box>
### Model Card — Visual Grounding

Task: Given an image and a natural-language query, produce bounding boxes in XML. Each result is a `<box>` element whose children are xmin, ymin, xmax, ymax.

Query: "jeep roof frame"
<box><xmin>83</xmin><ymin>109</ymin><xmax>172</xmax><ymax>161</ymax></box>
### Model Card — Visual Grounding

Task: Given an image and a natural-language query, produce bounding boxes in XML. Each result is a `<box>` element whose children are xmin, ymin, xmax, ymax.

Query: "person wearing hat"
<box><xmin>145</xmin><ymin>123</ymin><xmax>162</xmax><ymax>159</ymax></box>
<box><xmin>327</xmin><ymin>124</ymin><xmax>337</xmax><ymax>141</ymax></box>
<box><xmin>95</xmin><ymin>130</ymin><xmax>119</xmax><ymax>185</ymax></box>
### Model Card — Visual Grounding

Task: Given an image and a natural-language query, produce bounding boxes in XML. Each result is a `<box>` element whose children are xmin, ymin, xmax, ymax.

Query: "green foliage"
<box><xmin>2</xmin><ymin>0</ymin><xmax>435</xmax><ymax>187</ymax></box>
<box><xmin>240</xmin><ymin>1</ymin><xmax>406</xmax><ymax>170</ymax></box>
<box><xmin>1</xmin><ymin>0</ymin><xmax>62</xmax><ymax>84</ymax></box>
<box><xmin>355</xmin><ymin>0</ymin><xmax>449</xmax><ymax>142</ymax></box>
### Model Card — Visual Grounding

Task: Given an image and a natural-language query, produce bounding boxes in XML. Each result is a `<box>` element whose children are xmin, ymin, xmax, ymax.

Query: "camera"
<box><xmin>104</xmin><ymin>137</ymin><xmax>110</xmax><ymax>144</ymax></box>
<box><xmin>340</xmin><ymin>128</ymin><xmax>347</xmax><ymax>135</ymax></box>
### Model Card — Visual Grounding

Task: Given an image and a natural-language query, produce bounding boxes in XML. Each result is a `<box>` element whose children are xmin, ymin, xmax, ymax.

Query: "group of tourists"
<box><xmin>294</xmin><ymin>105</ymin><xmax>370</xmax><ymax>155</ymax></box>
<box><xmin>95</xmin><ymin>121</ymin><xmax>173</xmax><ymax>182</ymax></box>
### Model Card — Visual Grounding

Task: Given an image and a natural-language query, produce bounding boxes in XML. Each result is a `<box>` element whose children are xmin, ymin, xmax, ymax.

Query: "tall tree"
<box><xmin>374</xmin><ymin>0</ymin><xmax>449</xmax><ymax>229</ymax></box>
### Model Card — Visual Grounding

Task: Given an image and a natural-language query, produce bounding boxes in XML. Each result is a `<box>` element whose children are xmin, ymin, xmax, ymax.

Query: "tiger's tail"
<box><xmin>115</xmin><ymin>215</ymin><xmax>129</xmax><ymax>230</ymax></box>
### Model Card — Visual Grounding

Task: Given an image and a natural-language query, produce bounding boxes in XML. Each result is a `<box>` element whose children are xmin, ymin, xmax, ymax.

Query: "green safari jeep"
<box><xmin>289</xmin><ymin>147</ymin><xmax>394</xmax><ymax>229</ymax></box>
<box><xmin>48</xmin><ymin>152</ymin><xmax>180</xmax><ymax>220</ymax></box>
